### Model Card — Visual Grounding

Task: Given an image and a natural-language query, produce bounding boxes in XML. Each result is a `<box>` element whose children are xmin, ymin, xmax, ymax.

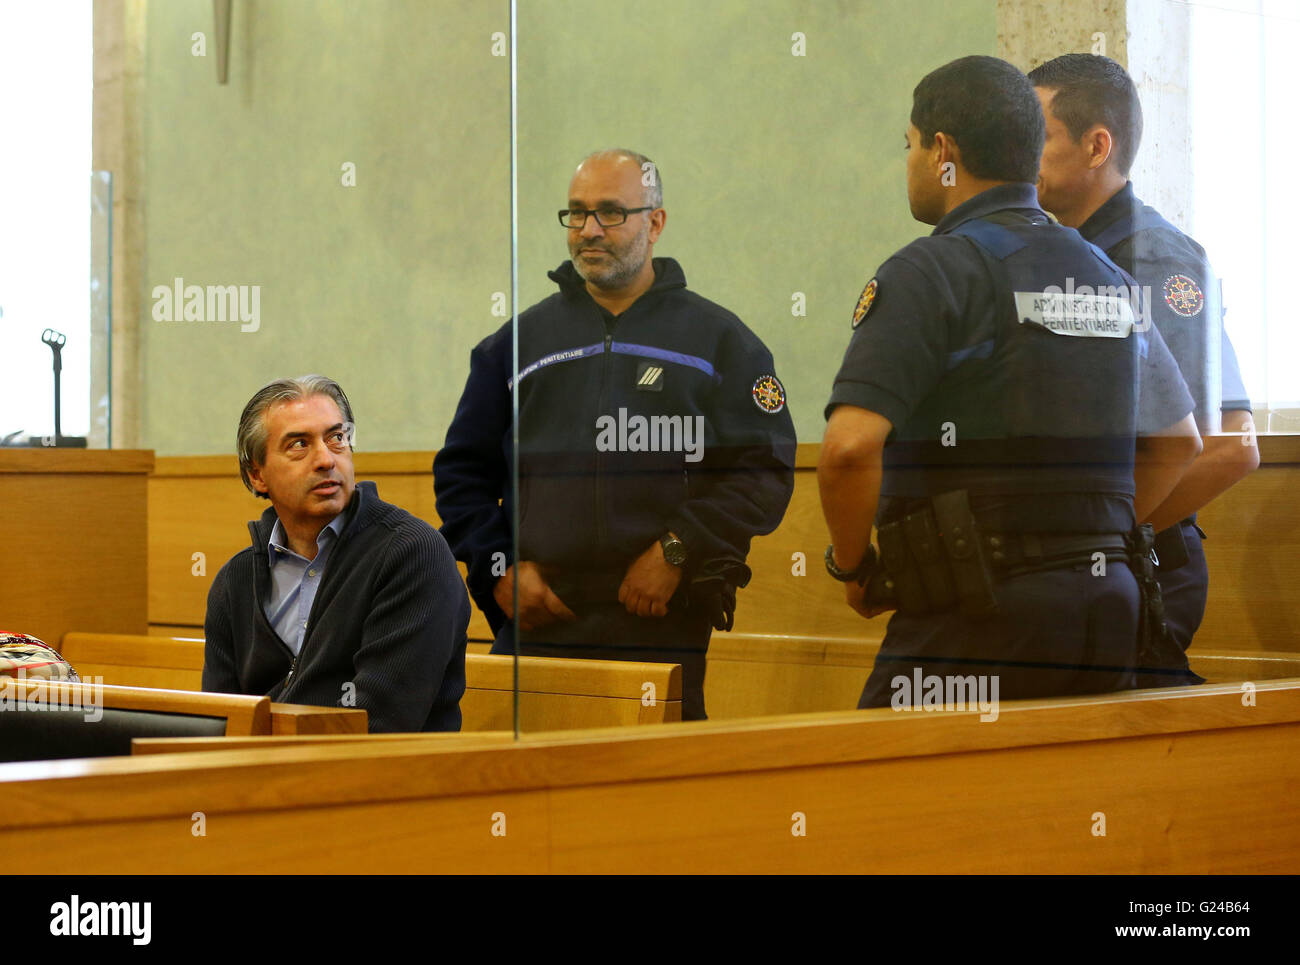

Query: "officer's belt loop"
<box><xmin>1021</xmin><ymin>532</ymin><xmax>1042</xmax><ymax>562</ymax></box>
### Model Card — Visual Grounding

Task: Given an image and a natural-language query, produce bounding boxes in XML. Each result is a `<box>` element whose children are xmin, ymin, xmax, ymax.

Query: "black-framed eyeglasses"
<box><xmin>558</xmin><ymin>205</ymin><xmax>654</xmax><ymax>228</ymax></box>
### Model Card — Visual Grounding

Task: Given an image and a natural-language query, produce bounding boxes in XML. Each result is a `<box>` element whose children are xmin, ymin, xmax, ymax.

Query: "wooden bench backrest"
<box><xmin>60</xmin><ymin>632</ymin><xmax>681</xmax><ymax>730</ymax></box>
<box><xmin>62</xmin><ymin>632</ymin><xmax>205</xmax><ymax>691</ymax></box>
<box><xmin>0</xmin><ymin>678</ymin><xmax>270</xmax><ymax>737</ymax></box>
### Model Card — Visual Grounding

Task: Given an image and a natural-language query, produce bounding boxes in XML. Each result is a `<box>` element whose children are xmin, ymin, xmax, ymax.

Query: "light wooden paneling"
<box><xmin>62</xmin><ymin>631</ymin><xmax>204</xmax><ymax>691</ymax></box>
<box><xmin>147</xmin><ymin>624</ymin><xmax>205</xmax><ymax>638</ymax></box>
<box><xmin>267</xmin><ymin>704</ymin><xmax>368</xmax><ymax>735</ymax></box>
<box><xmin>0</xmin><ymin>450</ymin><xmax>150</xmax><ymax>647</ymax></box>
<box><xmin>734</xmin><ymin>468</ymin><xmax>892</xmax><ymax>641</ymax></box>
<box><xmin>149</xmin><ymin>448</ymin><xmax>1300</xmax><ymax>657</ymax></box>
<box><xmin>1193</xmin><ymin>464</ymin><xmax>1300</xmax><ymax>653</ymax></box>
<box><xmin>2</xmin><ymin>680</ymin><xmax>1298</xmax><ymax>873</ymax></box>
<box><xmin>704</xmin><ymin>633</ymin><xmax>1300</xmax><ymax>719</ymax></box>
<box><xmin>132</xmin><ymin>732</ymin><xmax>515</xmax><ymax>755</ymax></box>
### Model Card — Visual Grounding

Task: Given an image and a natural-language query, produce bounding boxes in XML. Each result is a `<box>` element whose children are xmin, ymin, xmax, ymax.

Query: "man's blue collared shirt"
<box><xmin>264</xmin><ymin>513</ymin><xmax>347</xmax><ymax>656</ymax></box>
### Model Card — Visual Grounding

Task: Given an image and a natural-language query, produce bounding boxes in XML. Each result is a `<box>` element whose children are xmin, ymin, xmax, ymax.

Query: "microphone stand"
<box><xmin>25</xmin><ymin>329</ymin><xmax>87</xmax><ymax>448</ymax></box>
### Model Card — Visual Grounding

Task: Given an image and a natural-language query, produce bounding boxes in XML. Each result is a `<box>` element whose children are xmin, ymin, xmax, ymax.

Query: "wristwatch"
<box><xmin>660</xmin><ymin>532</ymin><xmax>688</xmax><ymax>567</ymax></box>
<box><xmin>825</xmin><ymin>543</ymin><xmax>877</xmax><ymax>583</ymax></box>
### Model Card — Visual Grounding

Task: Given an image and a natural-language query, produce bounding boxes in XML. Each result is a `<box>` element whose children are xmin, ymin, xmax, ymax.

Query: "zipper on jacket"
<box><xmin>255</xmin><ymin>489</ymin><xmax>360</xmax><ymax>699</ymax></box>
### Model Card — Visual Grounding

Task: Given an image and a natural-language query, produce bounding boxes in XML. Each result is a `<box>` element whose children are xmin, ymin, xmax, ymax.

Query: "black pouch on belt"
<box><xmin>1152</xmin><ymin>522</ymin><xmax>1191</xmax><ymax>571</ymax></box>
<box><xmin>932</xmin><ymin>489</ymin><xmax>999</xmax><ymax>618</ymax></box>
<box><xmin>1127</xmin><ymin>524</ymin><xmax>1205</xmax><ymax>685</ymax></box>
<box><xmin>903</xmin><ymin>506</ymin><xmax>958</xmax><ymax>610</ymax></box>
<box><xmin>876</xmin><ymin>518</ymin><xmax>929</xmax><ymax>614</ymax></box>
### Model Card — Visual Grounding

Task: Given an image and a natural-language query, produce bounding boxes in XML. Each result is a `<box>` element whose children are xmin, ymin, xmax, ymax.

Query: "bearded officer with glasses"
<box><xmin>203</xmin><ymin>375</ymin><xmax>470</xmax><ymax>732</ymax></box>
<box><xmin>435</xmin><ymin>149</ymin><xmax>795</xmax><ymax>720</ymax></box>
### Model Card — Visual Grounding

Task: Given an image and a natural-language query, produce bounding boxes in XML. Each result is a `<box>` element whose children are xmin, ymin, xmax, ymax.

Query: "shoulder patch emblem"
<box><xmin>751</xmin><ymin>374</ymin><xmax>786</xmax><ymax>414</ymax></box>
<box><xmin>1163</xmin><ymin>273</ymin><xmax>1204</xmax><ymax>317</ymax></box>
<box><xmin>852</xmin><ymin>278</ymin><xmax>879</xmax><ymax>329</ymax></box>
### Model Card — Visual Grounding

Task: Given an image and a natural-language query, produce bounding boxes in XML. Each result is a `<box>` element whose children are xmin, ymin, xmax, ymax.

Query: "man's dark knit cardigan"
<box><xmin>202</xmin><ymin>481</ymin><xmax>469</xmax><ymax>732</ymax></box>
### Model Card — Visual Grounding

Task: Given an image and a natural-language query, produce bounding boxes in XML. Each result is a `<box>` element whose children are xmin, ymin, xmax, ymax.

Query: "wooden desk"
<box><xmin>0</xmin><ymin>449</ymin><xmax>151</xmax><ymax>646</ymax></box>
<box><xmin>3</xmin><ymin>679</ymin><xmax>1299</xmax><ymax>873</ymax></box>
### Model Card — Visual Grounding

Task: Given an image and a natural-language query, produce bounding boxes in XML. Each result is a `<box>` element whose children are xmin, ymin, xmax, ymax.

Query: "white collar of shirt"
<box><xmin>268</xmin><ymin>512</ymin><xmax>347</xmax><ymax>566</ymax></box>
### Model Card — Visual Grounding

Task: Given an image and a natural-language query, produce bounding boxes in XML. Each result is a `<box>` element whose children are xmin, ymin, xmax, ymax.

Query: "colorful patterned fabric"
<box><xmin>0</xmin><ymin>632</ymin><xmax>79</xmax><ymax>681</ymax></box>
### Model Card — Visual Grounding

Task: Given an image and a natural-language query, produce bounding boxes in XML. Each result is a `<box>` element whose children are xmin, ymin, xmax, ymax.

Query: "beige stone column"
<box><xmin>92</xmin><ymin>0</ymin><xmax>147</xmax><ymax>449</ymax></box>
<box><xmin>1125</xmin><ymin>0</ymin><xmax>1193</xmax><ymax>225</ymax></box>
<box><xmin>997</xmin><ymin>0</ymin><xmax>1128</xmax><ymax>72</ymax></box>
<box><xmin>998</xmin><ymin>0</ymin><xmax>1193</xmax><ymax>223</ymax></box>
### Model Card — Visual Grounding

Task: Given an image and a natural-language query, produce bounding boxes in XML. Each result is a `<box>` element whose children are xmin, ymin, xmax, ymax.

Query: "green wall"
<box><xmin>141</xmin><ymin>0</ymin><xmax>995</xmax><ymax>455</ymax></box>
<box><xmin>142</xmin><ymin>0</ymin><xmax>513</xmax><ymax>455</ymax></box>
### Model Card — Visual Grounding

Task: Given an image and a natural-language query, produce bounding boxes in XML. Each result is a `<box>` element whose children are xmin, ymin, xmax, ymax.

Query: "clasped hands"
<box><xmin>493</xmin><ymin>540</ymin><xmax>683</xmax><ymax>631</ymax></box>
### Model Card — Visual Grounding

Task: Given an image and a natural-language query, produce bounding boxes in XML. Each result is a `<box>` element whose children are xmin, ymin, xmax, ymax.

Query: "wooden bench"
<box><xmin>59</xmin><ymin>633</ymin><xmax>368</xmax><ymax>734</ymax></box>
<box><xmin>60</xmin><ymin>632</ymin><xmax>682</xmax><ymax>731</ymax></box>
<box><xmin>2</xmin><ymin>678</ymin><xmax>1298</xmax><ymax>873</ymax></box>
<box><xmin>65</xmin><ymin>622</ymin><xmax>1300</xmax><ymax>726</ymax></box>
<box><xmin>0</xmin><ymin>678</ymin><xmax>270</xmax><ymax>763</ymax></box>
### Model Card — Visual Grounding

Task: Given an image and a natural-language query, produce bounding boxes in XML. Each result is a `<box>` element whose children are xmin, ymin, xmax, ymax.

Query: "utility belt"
<box><xmin>864</xmin><ymin>490</ymin><xmax>1126</xmax><ymax>618</ymax></box>
<box><xmin>863</xmin><ymin>490</ymin><xmax>1202</xmax><ymax>683</ymax></box>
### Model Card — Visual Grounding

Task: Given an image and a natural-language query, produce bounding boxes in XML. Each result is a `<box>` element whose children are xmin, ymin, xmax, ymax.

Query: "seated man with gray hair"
<box><xmin>203</xmin><ymin>375</ymin><xmax>469</xmax><ymax>731</ymax></box>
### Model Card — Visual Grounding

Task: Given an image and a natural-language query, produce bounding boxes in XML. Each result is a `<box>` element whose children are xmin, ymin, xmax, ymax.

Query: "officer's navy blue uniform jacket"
<box><xmin>203</xmin><ymin>481</ymin><xmax>471</xmax><ymax>732</ymax></box>
<box><xmin>829</xmin><ymin>183</ymin><xmax>1196</xmax><ymax>707</ymax></box>
<box><xmin>1078</xmin><ymin>181</ymin><xmax>1252</xmax><ymax>428</ymax></box>
<box><xmin>434</xmin><ymin>257</ymin><xmax>797</xmax><ymax>633</ymax></box>
<box><xmin>828</xmin><ymin>182</ymin><xmax>1194</xmax><ymax>535</ymax></box>
<box><xmin>1078</xmin><ymin>181</ymin><xmax>1253</xmax><ymax>655</ymax></box>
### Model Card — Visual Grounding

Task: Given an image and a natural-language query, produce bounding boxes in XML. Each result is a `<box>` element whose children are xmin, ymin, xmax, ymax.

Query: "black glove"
<box><xmin>688</xmin><ymin>557</ymin><xmax>752</xmax><ymax>632</ymax></box>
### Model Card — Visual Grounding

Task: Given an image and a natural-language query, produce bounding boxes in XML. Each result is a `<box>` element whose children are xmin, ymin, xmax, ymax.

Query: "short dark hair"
<box><xmin>911</xmin><ymin>55</ymin><xmax>1044</xmax><ymax>183</ymax></box>
<box><xmin>1027</xmin><ymin>54</ymin><xmax>1143</xmax><ymax>177</ymax></box>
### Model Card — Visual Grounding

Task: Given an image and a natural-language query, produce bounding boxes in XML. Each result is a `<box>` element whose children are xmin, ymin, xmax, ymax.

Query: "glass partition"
<box><xmin>122</xmin><ymin>1</ymin><xmax>516</xmax><ymax>728</ymax></box>
<box><xmin>503</xmin><ymin>0</ymin><xmax>1300</xmax><ymax>734</ymax></box>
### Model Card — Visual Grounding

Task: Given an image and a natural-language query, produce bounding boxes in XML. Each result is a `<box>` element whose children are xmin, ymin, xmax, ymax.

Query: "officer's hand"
<box><xmin>845</xmin><ymin>575</ymin><xmax>896</xmax><ymax>621</ymax></box>
<box><xmin>618</xmin><ymin>541</ymin><xmax>683</xmax><ymax>618</ymax></box>
<box><xmin>493</xmin><ymin>561</ymin><xmax>576</xmax><ymax>631</ymax></box>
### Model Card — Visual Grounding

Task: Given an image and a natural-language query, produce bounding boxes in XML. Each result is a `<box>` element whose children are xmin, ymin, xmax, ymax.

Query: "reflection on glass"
<box><xmin>447</xmin><ymin>146</ymin><xmax>795</xmax><ymax>726</ymax></box>
<box><xmin>492</xmin><ymin>1</ymin><xmax>1298</xmax><ymax>735</ymax></box>
<box><xmin>90</xmin><ymin>171</ymin><xmax>113</xmax><ymax>448</ymax></box>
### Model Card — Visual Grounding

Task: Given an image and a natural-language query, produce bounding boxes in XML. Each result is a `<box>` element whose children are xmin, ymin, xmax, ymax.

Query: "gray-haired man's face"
<box><xmin>247</xmin><ymin>394</ymin><xmax>356</xmax><ymax>527</ymax></box>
